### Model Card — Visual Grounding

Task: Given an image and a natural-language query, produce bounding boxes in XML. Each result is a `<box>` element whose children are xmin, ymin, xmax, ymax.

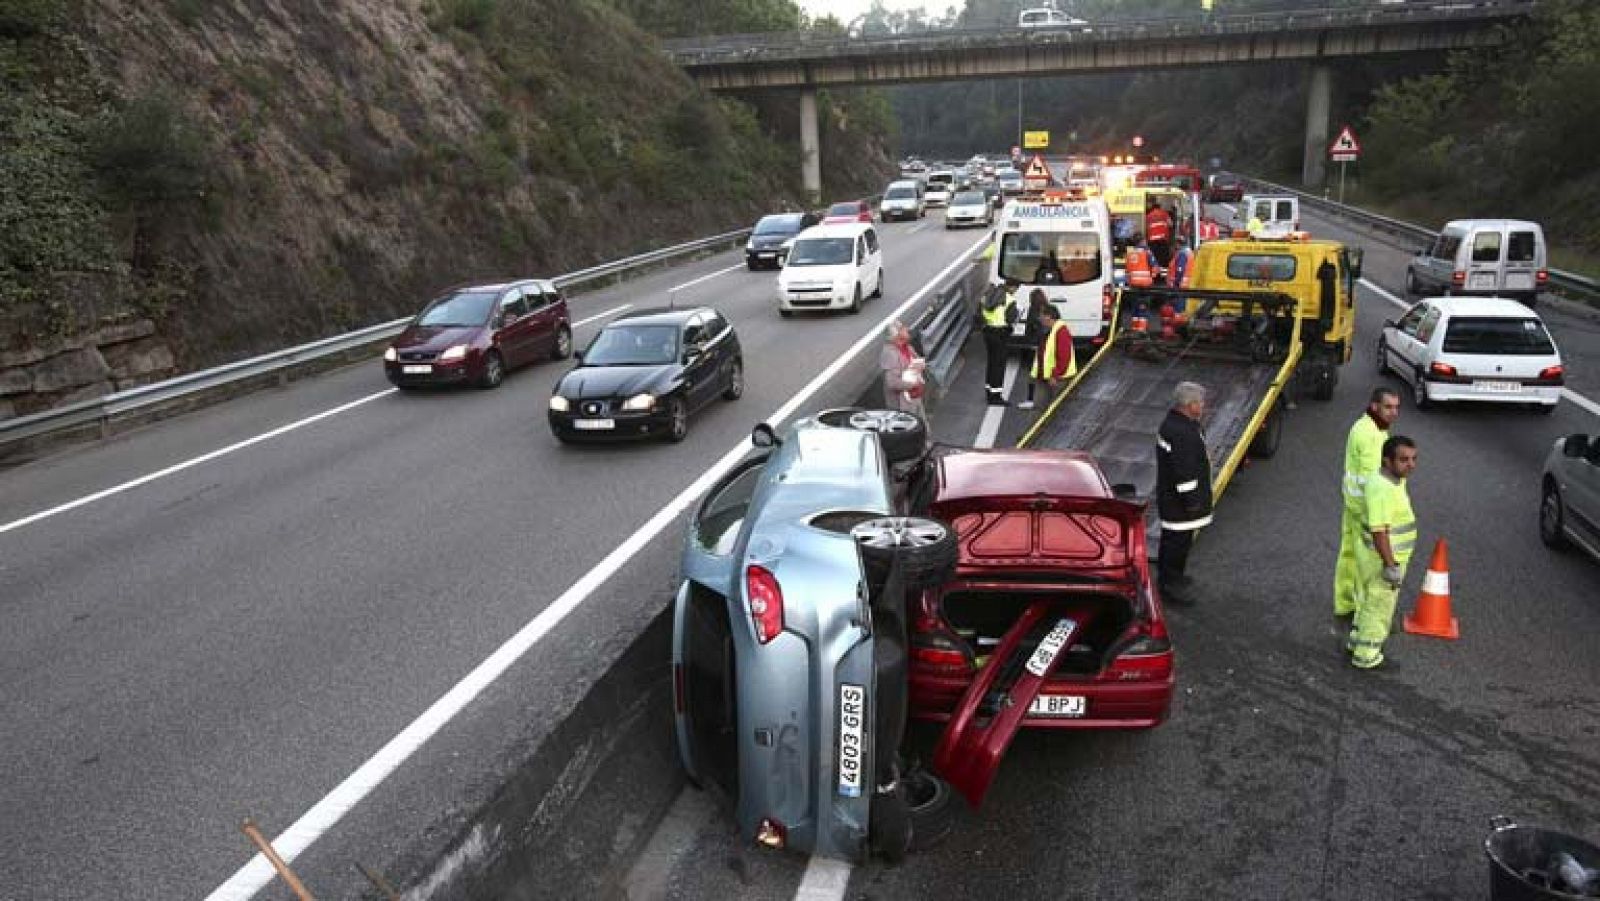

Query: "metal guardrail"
<box><xmin>662</xmin><ymin>2</ymin><xmax>1533</xmax><ymax>62</ymax></box>
<box><xmin>0</xmin><ymin>228</ymin><xmax>754</xmax><ymax>450</ymax></box>
<box><xmin>1240</xmin><ymin>175</ymin><xmax>1600</xmax><ymax>303</ymax></box>
<box><xmin>910</xmin><ymin>255</ymin><xmax>985</xmax><ymax>395</ymax></box>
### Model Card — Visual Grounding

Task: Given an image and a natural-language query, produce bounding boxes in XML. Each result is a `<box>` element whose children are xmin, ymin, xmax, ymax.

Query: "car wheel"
<box><xmin>779</xmin><ymin>308</ymin><xmax>794</xmax><ymax>318</ymax></box>
<box><xmin>1412</xmin><ymin>370</ymin><xmax>1431</xmax><ymax>410</ymax></box>
<box><xmin>1532</xmin><ymin>402</ymin><xmax>1555</xmax><ymax>416</ymax></box>
<box><xmin>849</xmin><ymin>284</ymin><xmax>863</xmax><ymax>315</ymax></box>
<box><xmin>746</xmin><ymin>260</ymin><xmax>758</xmax><ymax>271</ymax></box>
<box><xmin>1376</xmin><ymin>338</ymin><xmax>1390</xmax><ymax>376</ymax></box>
<box><xmin>664</xmin><ymin>396</ymin><xmax>689</xmax><ymax>443</ymax></box>
<box><xmin>873</xmin><ymin>270</ymin><xmax>884</xmax><ymax>299</ymax></box>
<box><xmin>817</xmin><ymin>407</ymin><xmax>927</xmax><ymax>463</ymax></box>
<box><xmin>478</xmin><ymin>350</ymin><xmax>504</xmax><ymax>390</ymax></box>
<box><xmin>721</xmin><ymin>359</ymin><xmax>744</xmax><ymax>401</ymax></box>
<box><xmin>851</xmin><ymin>515</ymin><xmax>959</xmax><ymax>591</ymax></box>
<box><xmin>552</xmin><ymin>325</ymin><xmax>573</xmax><ymax>360</ymax></box>
<box><xmin>869</xmin><ymin>784</ymin><xmax>912</xmax><ymax>864</ymax></box>
<box><xmin>904</xmin><ymin>768</ymin><xmax>956</xmax><ymax>852</ymax></box>
<box><xmin>1541</xmin><ymin>481</ymin><xmax>1569</xmax><ymax>549</ymax></box>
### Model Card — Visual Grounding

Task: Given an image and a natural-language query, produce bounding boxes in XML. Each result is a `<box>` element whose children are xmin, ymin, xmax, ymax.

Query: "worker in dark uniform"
<box><xmin>1156</xmin><ymin>381</ymin><xmax>1213</xmax><ymax>604</ymax></box>
<box><xmin>979</xmin><ymin>278</ymin><xmax>1018</xmax><ymax>406</ymax></box>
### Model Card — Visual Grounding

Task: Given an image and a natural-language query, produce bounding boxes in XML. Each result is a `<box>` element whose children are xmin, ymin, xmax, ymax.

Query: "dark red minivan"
<box><xmin>384</xmin><ymin>279</ymin><xmax>572</xmax><ymax>390</ymax></box>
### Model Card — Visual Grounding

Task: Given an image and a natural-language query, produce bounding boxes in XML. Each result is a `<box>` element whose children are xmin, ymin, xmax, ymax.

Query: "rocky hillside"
<box><xmin>0</xmin><ymin>0</ymin><xmax>895</xmax><ymax>420</ymax></box>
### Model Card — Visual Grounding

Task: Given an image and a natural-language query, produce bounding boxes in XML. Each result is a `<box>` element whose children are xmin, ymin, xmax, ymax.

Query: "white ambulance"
<box><xmin>989</xmin><ymin>192</ymin><xmax>1114</xmax><ymax>351</ymax></box>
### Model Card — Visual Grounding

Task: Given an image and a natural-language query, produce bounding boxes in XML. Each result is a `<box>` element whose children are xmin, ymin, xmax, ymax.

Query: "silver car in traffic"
<box><xmin>1541</xmin><ymin>431</ymin><xmax>1600</xmax><ymax>562</ymax></box>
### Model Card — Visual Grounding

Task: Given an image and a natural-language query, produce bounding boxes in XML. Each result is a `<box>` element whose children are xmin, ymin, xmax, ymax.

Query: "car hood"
<box><xmin>556</xmin><ymin>363</ymin><xmax>677</xmax><ymax>400</ymax></box>
<box><xmin>392</xmin><ymin>324</ymin><xmax>483</xmax><ymax>351</ymax></box>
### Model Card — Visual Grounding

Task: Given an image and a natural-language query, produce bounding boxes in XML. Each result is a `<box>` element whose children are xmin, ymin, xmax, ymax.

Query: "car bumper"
<box><xmin>384</xmin><ymin>359</ymin><xmax>476</xmax><ymax>386</ymax></box>
<box><xmin>548</xmin><ymin>406</ymin><xmax>676</xmax><ymax>440</ymax></box>
<box><xmin>909</xmin><ymin>670</ymin><xmax>1174</xmax><ymax>729</ymax></box>
<box><xmin>946</xmin><ymin>213</ymin><xmax>987</xmax><ymax>227</ymax></box>
<box><xmin>746</xmin><ymin>248</ymin><xmax>785</xmax><ymax>266</ymax></box>
<box><xmin>778</xmin><ymin>288</ymin><xmax>854</xmax><ymax>311</ymax></box>
<box><xmin>1423</xmin><ymin>380</ymin><xmax>1562</xmax><ymax>406</ymax></box>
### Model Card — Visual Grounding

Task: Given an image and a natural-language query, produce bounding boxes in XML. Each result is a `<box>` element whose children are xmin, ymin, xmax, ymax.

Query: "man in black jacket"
<box><xmin>1156</xmin><ymin>381</ymin><xmax>1213</xmax><ymax>603</ymax></box>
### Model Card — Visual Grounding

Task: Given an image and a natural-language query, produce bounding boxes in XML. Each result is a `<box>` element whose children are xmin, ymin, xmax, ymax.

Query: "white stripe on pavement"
<box><xmin>793</xmin><ymin>856</ymin><xmax>854</xmax><ymax>901</ymax></box>
<box><xmin>973</xmin><ymin>357</ymin><xmax>1021</xmax><ymax>449</ymax></box>
<box><xmin>669</xmin><ymin>262</ymin><xmax>744</xmax><ymax>293</ymax></box>
<box><xmin>1359</xmin><ymin>278</ymin><xmax>1600</xmax><ymax>418</ymax></box>
<box><xmin>573</xmin><ymin>304</ymin><xmax>632</xmax><ymax>328</ymax></box>
<box><xmin>204</xmin><ymin>230</ymin><xmax>994</xmax><ymax>901</ymax></box>
<box><xmin>0</xmin><ymin>388</ymin><xmax>398</xmax><ymax>537</ymax></box>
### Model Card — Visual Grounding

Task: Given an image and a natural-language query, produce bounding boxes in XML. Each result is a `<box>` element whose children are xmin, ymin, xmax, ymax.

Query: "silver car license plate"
<box><xmin>402</xmin><ymin>364</ymin><xmax>432</xmax><ymax>375</ymax></box>
<box><xmin>1475</xmin><ymin>380</ymin><xmax>1521</xmax><ymax>394</ymax></box>
<box><xmin>573</xmin><ymin>418</ymin><xmax>615</xmax><ymax>430</ymax></box>
<box><xmin>837</xmin><ymin>683</ymin><xmax>866</xmax><ymax>797</ymax></box>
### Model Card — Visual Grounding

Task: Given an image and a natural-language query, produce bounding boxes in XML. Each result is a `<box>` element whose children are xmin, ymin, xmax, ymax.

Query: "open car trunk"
<box><xmin>941</xmin><ymin>586</ymin><xmax>1135</xmax><ymax>677</ymax></box>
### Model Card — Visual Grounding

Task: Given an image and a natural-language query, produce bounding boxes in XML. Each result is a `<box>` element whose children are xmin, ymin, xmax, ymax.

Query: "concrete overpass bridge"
<box><xmin>663</xmin><ymin>2</ymin><xmax>1536</xmax><ymax>197</ymax></box>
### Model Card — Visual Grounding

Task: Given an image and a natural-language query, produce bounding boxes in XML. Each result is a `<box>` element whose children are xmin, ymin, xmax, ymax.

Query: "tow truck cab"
<box><xmin>1185</xmin><ymin>234</ymin><xmax>1363</xmax><ymax>399</ymax></box>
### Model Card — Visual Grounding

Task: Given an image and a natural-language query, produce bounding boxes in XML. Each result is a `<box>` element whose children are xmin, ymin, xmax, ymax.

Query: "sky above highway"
<box><xmin>799</xmin><ymin>0</ymin><xmax>945</xmax><ymax>24</ymax></box>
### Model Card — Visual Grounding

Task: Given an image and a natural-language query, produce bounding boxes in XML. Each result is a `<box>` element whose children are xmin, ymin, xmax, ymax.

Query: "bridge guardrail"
<box><xmin>0</xmin><ymin>228</ymin><xmax>754</xmax><ymax>452</ymax></box>
<box><xmin>1238</xmin><ymin>175</ymin><xmax>1600</xmax><ymax>305</ymax></box>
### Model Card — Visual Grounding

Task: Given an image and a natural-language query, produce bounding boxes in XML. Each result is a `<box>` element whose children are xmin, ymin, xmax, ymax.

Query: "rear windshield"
<box><xmin>1471</xmin><ymin>231</ymin><xmax>1502</xmax><ymax>262</ymax></box>
<box><xmin>754</xmin><ymin>214</ymin><xmax>802</xmax><ymax>235</ymax></box>
<box><xmin>1508</xmin><ymin>231</ymin><xmax>1538</xmax><ymax>262</ymax></box>
<box><xmin>418</xmin><ymin>291</ymin><xmax>497</xmax><ymax>327</ymax></box>
<box><xmin>788</xmin><ymin>237</ymin><xmax>854</xmax><ymax>266</ymax></box>
<box><xmin>928</xmin><ymin>173</ymin><xmax>954</xmax><ymax>186</ymax></box>
<box><xmin>1225</xmin><ymin>254</ymin><xmax>1298</xmax><ymax>282</ymax></box>
<box><xmin>1000</xmin><ymin>232</ymin><xmax>1103</xmax><ymax>286</ymax></box>
<box><xmin>1441</xmin><ymin>317</ymin><xmax>1556</xmax><ymax>355</ymax></box>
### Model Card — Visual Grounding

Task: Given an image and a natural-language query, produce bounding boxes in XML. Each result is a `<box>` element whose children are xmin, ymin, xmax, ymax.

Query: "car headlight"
<box><xmin>439</xmin><ymin>344</ymin><xmax>468</xmax><ymax>362</ymax></box>
<box><xmin>548</xmin><ymin>396</ymin><xmax>570</xmax><ymax>412</ymax></box>
<box><xmin>745</xmin><ymin>240</ymin><xmax>754</xmax><ymax>251</ymax></box>
<box><xmin>622</xmin><ymin>393</ymin><xmax>655</xmax><ymax>412</ymax></box>
<box><xmin>383</xmin><ymin>347</ymin><xmax>397</xmax><ymax>362</ymax></box>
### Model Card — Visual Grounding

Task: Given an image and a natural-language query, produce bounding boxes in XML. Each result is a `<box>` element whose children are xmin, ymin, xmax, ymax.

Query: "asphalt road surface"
<box><xmin>622</xmin><ymin>203</ymin><xmax>1600</xmax><ymax>901</ymax></box>
<box><xmin>0</xmin><ymin>214</ymin><xmax>989</xmax><ymax>901</ymax></box>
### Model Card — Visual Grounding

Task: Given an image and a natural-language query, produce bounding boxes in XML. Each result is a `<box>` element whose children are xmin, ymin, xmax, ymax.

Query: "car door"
<box><xmin>680</xmin><ymin>316</ymin><xmax>718</xmax><ymax>411</ymax></box>
<box><xmin>865</xmin><ymin>228</ymin><xmax>882</xmax><ymax>290</ymax></box>
<box><xmin>700</xmin><ymin>310</ymin><xmax>736</xmax><ymax>394</ymax></box>
<box><xmin>494</xmin><ymin>290</ymin><xmax>532</xmax><ymax>366</ymax></box>
<box><xmin>1576</xmin><ymin>439</ymin><xmax>1600</xmax><ymax>548</ymax></box>
<box><xmin>1466</xmin><ymin>228</ymin><xmax>1505</xmax><ymax>294</ymax></box>
<box><xmin>522</xmin><ymin>284</ymin><xmax>559</xmax><ymax>358</ymax></box>
<box><xmin>1505</xmin><ymin>228</ymin><xmax>1541</xmax><ymax>297</ymax></box>
<box><xmin>1386</xmin><ymin>302</ymin><xmax>1429</xmax><ymax>379</ymax></box>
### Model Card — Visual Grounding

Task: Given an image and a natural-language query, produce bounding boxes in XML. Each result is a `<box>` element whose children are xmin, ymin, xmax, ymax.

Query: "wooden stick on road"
<box><xmin>240</xmin><ymin>818</ymin><xmax>316</xmax><ymax>901</ymax></box>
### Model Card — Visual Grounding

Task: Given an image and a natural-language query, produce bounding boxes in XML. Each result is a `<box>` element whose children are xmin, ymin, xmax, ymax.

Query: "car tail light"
<box><xmin>1536</xmin><ymin>269</ymin><xmax>1549</xmax><ymax>284</ymax></box>
<box><xmin>1107</xmin><ymin>622</ymin><xmax>1172</xmax><ymax>682</ymax></box>
<box><xmin>1539</xmin><ymin>365</ymin><xmax>1564</xmax><ymax>382</ymax></box>
<box><xmin>1429</xmin><ymin>361</ymin><xmax>1458</xmax><ymax>379</ymax></box>
<box><xmin>1451</xmin><ymin>270</ymin><xmax>1466</xmax><ymax>286</ymax></box>
<box><xmin>745</xmin><ymin>565</ymin><xmax>784</xmax><ymax>644</ymax></box>
<box><xmin>911</xmin><ymin>629</ymin><xmax>975</xmax><ymax>674</ymax></box>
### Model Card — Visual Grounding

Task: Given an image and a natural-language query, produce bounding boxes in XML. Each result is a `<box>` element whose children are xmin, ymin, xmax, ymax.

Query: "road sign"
<box><xmin>1023</xmin><ymin>154</ymin><xmax>1054</xmax><ymax>190</ymax></box>
<box><xmin>1328</xmin><ymin>125</ymin><xmax>1361</xmax><ymax>162</ymax></box>
<box><xmin>1024</xmin><ymin>130</ymin><xmax>1050</xmax><ymax>150</ymax></box>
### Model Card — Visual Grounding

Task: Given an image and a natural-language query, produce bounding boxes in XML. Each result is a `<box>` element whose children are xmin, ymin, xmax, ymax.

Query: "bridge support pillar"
<box><xmin>800</xmin><ymin>88</ymin><xmax>821</xmax><ymax>204</ymax></box>
<box><xmin>1301</xmin><ymin>64</ymin><xmax>1332</xmax><ymax>188</ymax></box>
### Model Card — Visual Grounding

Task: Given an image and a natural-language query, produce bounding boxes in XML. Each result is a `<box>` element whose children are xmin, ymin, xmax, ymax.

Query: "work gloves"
<box><xmin>1382</xmin><ymin>564</ymin><xmax>1403</xmax><ymax>587</ymax></box>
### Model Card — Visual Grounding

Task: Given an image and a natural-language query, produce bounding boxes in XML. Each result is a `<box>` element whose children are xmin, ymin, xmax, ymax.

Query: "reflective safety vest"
<box><xmin>1126</xmin><ymin>248</ymin><xmax>1154</xmax><ymax>287</ymax></box>
<box><xmin>1362</xmin><ymin>472</ymin><xmax>1417</xmax><ymax>567</ymax></box>
<box><xmin>981</xmin><ymin>290</ymin><xmax>1012</xmax><ymax>328</ymax></box>
<box><xmin>1341</xmin><ymin>415</ymin><xmax>1386</xmax><ymax>514</ymax></box>
<box><xmin>1246</xmin><ymin>216</ymin><xmax>1264</xmax><ymax>236</ymax></box>
<box><xmin>1031</xmin><ymin>320</ymin><xmax>1077</xmax><ymax>379</ymax></box>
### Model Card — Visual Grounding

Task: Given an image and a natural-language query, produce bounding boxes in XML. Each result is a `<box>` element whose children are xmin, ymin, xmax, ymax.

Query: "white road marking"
<box><xmin>974</xmin><ymin>357</ymin><xmax>1021</xmax><ymax>448</ymax></box>
<box><xmin>669</xmin><ymin>262</ymin><xmax>744</xmax><ymax>293</ymax></box>
<box><xmin>0</xmin><ymin>389</ymin><xmax>397</xmax><ymax>537</ymax></box>
<box><xmin>573</xmin><ymin>304</ymin><xmax>632</xmax><ymax>328</ymax></box>
<box><xmin>203</xmin><ymin>231</ymin><xmax>993</xmax><ymax>901</ymax></box>
<box><xmin>1359</xmin><ymin>278</ymin><xmax>1600</xmax><ymax>417</ymax></box>
<box><xmin>794</xmin><ymin>856</ymin><xmax>854</xmax><ymax>901</ymax></box>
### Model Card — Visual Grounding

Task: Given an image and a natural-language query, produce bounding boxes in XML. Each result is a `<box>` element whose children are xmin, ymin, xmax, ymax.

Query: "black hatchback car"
<box><xmin>746</xmin><ymin>212</ymin><xmax>822</xmax><ymax>270</ymax></box>
<box><xmin>548</xmin><ymin>307</ymin><xmax>743</xmax><ymax>443</ymax></box>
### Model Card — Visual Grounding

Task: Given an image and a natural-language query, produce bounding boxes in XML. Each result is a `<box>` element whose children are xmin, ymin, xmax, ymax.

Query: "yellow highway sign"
<box><xmin>1023</xmin><ymin>130</ymin><xmax>1050</xmax><ymax>150</ymax></box>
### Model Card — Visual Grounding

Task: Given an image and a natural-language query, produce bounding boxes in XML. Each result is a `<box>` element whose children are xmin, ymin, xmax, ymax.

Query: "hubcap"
<box><xmin>672</xmin><ymin>402</ymin><xmax>686</xmax><ymax>435</ymax></box>
<box><xmin>487</xmin><ymin>357</ymin><xmax>502</xmax><ymax>382</ymax></box>
<box><xmin>1543</xmin><ymin>493</ymin><xmax>1560</xmax><ymax>537</ymax></box>
<box><xmin>558</xmin><ymin>330</ymin><xmax>571</xmax><ymax>355</ymax></box>
<box><xmin>731</xmin><ymin>364</ymin><xmax>743</xmax><ymax>395</ymax></box>
<box><xmin>851</xmin><ymin>517</ymin><xmax>946</xmax><ymax>550</ymax></box>
<box><xmin>848</xmin><ymin>410</ymin><xmax>919</xmax><ymax>434</ymax></box>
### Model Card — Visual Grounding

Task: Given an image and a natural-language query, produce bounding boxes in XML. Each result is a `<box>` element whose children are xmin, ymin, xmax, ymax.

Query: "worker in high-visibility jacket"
<box><xmin>979</xmin><ymin>278</ymin><xmax>1018</xmax><ymax>405</ymax></box>
<box><xmin>1349</xmin><ymin>435</ymin><xmax>1420</xmax><ymax>670</ymax></box>
<box><xmin>1145</xmin><ymin>200</ymin><xmax>1174</xmax><ymax>269</ymax></box>
<box><xmin>1029</xmin><ymin>303</ymin><xmax>1076</xmax><ymax>409</ymax></box>
<box><xmin>1124</xmin><ymin>236</ymin><xmax>1155</xmax><ymax>288</ymax></box>
<box><xmin>1334</xmin><ymin>388</ymin><xmax>1400</xmax><ymax>618</ymax></box>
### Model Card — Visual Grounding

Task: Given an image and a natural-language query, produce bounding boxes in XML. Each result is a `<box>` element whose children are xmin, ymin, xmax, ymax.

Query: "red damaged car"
<box><xmin>906</xmin><ymin>448</ymin><xmax>1176</xmax><ymax>803</ymax></box>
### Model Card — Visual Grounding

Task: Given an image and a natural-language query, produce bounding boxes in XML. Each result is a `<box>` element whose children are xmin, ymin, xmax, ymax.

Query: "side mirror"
<box><xmin>751</xmin><ymin>422</ymin><xmax>781</xmax><ymax>448</ymax></box>
<box><xmin>1563</xmin><ymin>434</ymin><xmax>1590</xmax><ymax>458</ymax></box>
<box><xmin>1111</xmin><ymin>482</ymin><xmax>1138</xmax><ymax>500</ymax></box>
<box><xmin>498</xmin><ymin>311</ymin><xmax>517</xmax><ymax>328</ymax></box>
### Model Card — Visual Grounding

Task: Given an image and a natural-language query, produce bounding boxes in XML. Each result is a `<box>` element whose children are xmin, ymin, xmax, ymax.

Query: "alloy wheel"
<box><xmin>851</xmin><ymin>517</ymin><xmax>949</xmax><ymax>551</ymax></box>
<box><xmin>847</xmin><ymin>409</ymin><xmax>920</xmax><ymax>434</ymax></box>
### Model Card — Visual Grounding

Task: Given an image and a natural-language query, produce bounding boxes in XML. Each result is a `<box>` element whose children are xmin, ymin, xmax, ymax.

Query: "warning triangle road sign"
<box><xmin>1023</xmin><ymin>153</ymin><xmax>1054</xmax><ymax>188</ymax></box>
<box><xmin>1328</xmin><ymin>125</ymin><xmax>1361</xmax><ymax>160</ymax></box>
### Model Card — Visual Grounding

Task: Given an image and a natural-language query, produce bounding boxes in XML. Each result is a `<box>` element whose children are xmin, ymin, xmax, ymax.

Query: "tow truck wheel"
<box><xmin>1248</xmin><ymin>400</ymin><xmax>1285</xmax><ymax>459</ymax></box>
<box><xmin>1309</xmin><ymin>361</ymin><xmax>1337</xmax><ymax>402</ymax></box>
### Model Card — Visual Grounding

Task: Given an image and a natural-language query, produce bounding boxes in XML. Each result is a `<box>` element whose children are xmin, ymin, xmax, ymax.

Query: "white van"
<box><xmin>925</xmin><ymin>170</ymin><xmax>956</xmax><ymax>207</ymax></box>
<box><xmin>1018</xmin><ymin>7</ymin><xmax>1090</xmax><ymax>30</ymax></box>
<box><xmin>776</xmin><ymin>222</ymin><xmax>884</xmax><ymax>316</ymax></box>
<box><xmin>1234</xmin><ymin>194</ymin><xmax>1300</xmax><ymax>238</ymax></box>
<box><xmin>991</xmin><ymin>196</ymin><xmax>1114</xmax><ymax>349</ymax></box>
<box><xmin>880</xmin><ymin>179</ymin><xmax>926</xmax><ymax>222</ymax></box>
<box><xmin>1405</xmin><ymin>219</ymin><xmax>1547</xmax><ymax>307</ymax></box>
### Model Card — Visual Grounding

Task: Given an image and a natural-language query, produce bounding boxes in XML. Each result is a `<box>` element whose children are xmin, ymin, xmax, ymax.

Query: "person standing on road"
<box><xmin>1169</xmin><ymin>236</ymin><xmax>1194</xmax><ymax>289</ymax></box>
<box><xmin>980</xmin><ymin>278</ymin><xmax>1017</xmax><ymax>406</ymax></box>
<box><xmin>1157</xmin><ymin>382</ymin><xmax>1213</xmax><ymax>604</ymax></box>
<box><xmin>880</xmin><ymin>320</ymin><xmax>928</xmax><ymax>419</ymax></box>
<box><xmin>1027</xmin><ymin>302</ymin><xmax>1075</xmax><ymax>411</ymax></box>
<box><xmin>1335</xmin><ymin>388</ymin><xmax>1400</xmax><ymax>619</ymax></box>
<box><xmin>1125</xmin><ymin>235</ymin><xmax>1155</xmax><ymax>289</ymax></box>
<box><xmin>1146</xmin><ymin>200</ymin><xmax>1174</xmax><ymax>269</ymax></box>
<box><xmin>1015</xmin><ymin>288</ymin><xmax>1049</xmax><ymax>410</ymax></box>
<box><xmin>1349</xmin><ymin>435</ymin><xmax>1419</xmax><ymax>670</ymax></box>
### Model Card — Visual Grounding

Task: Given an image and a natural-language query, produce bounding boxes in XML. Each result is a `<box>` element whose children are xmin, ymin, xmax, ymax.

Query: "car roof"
<box><xmin>611</xmin><ymin>306</ymin><xmax>710</xmax><ymax>326</ymax></box>
<box><xmin>797</xmin><ymin>222</ymin><xmax>873</xmax><ymax>239</ymax></box>
<box><xmin>1442</xmin><ymin>219</ymin><xmax>1542</xmax><ymax>232</ymax></box>
<box><xmin>1420</xmin><ymin>296</ymin><xmax>1546</xmax><ymax>319</ymax></box>
<box><xmin>935</xmin><ymin>449</ymin><xmax>1109</xmax><ymax>503</ymax></box>
<box><xmin>456</xmin><ymin>278</ymin><xmax>557</xmax><ymax>294</ymax></box>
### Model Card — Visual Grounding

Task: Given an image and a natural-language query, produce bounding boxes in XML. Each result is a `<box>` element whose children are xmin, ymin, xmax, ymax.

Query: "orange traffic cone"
<box><xmin>1403</xmin><ymin>538</ymin><xmax>1459</xmax><ymax>640</ymax></box>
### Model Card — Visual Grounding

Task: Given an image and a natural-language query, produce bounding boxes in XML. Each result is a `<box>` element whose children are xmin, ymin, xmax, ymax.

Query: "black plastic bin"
<box><xmin>1487</xmin><ymin>816</ymin><xmax>1600</xmax><ymax>901</ymax></box>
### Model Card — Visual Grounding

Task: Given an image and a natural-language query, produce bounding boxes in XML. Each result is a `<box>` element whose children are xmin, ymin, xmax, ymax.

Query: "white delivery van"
<box><xmin>776</xmin><ymin>222</ymin><xmax>884</xmax><ymax>317</ymax></box>
<box><xmin>1405</xmin><ymin>219</ymin><xmax>1548</xmax><ymax>307</ymax></box>
<box><xmin>991</xmin><ymin>195</ymin><xmax>1114</xmax><ymax>350</ymax></box>
<box><xmin>879</xmin><ymin>179</ymin><xmax>926</xmax><ymax>222</ymax></box>
<box><xmin>1235</xmin><ymin>195</ymin><xmax>1300</xmax><ymax>238</ymax></box>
